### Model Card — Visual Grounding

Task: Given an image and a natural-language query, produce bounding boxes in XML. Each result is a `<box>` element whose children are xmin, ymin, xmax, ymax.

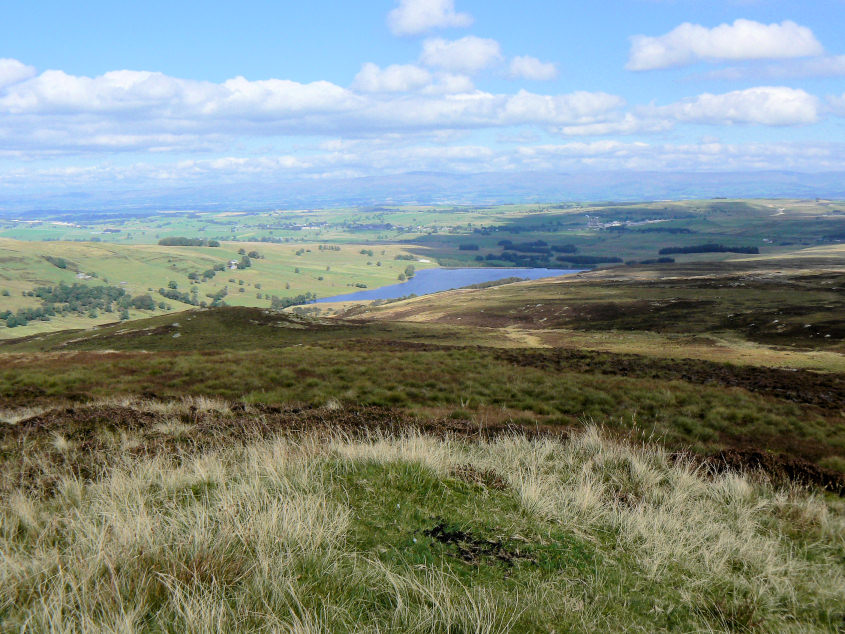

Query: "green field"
<box><xmin>2</xmin><ymin>198</ymin><xmax>844</xmax><ymax>339</ymax></box>
<box><xmin>0</xmin><ymin>239</ymin><xmax>435</xmax><ymax>337</ymax></box>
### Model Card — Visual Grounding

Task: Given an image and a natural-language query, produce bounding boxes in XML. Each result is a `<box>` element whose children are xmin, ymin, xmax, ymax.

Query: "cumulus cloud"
<box><xmin>0</xmin><ymin>59</ymin><xmax>829</xmax><ymax>169</ymax></box>
<box><xmin>557</xmin><ymin>113</ymin><xmax>673</xmax><ymax>136</ymax></box>
<box><xmin>0</xmin><ymin>68</ymin><xmax>359</xmax><ymax>118</ymax></box>
<box><xmin>420</xmin><ymin>36</ymin><xmax>503</xmax><ymax>74</ymax></box>
<box><xmin>353</xmin><ymin>63</ymin><xmax>432</xmax><ymax>93</ymax></box>
<box><xmin>0</xmin><ymin>59</ymin><xmax>629</xmax><ymax>153</ymax></box>
<box><xmin>387</xmin><ymin>0</ymin><xmax>473</xmax><ymax>36</ymax></box>
<box><xmin>0</xmin><ymin>58</ymin><xmax>36</xmax><ymax>90</ymax></box>
<box><xmin>508</xmin><ymin>56</ymin><xmax>558</xmax><ymax>81</ymax></box>
<box><xmin>501</xmin><ymin>90</ymin><xmax>624</xmax><ymax>125</ymax></box>
<box><xmin>656</xmin><ymin>86</ymin><xmax>820</xmax><ymax>126</ymax></box>
<box><xmin>353</xmin><ymin>63</ymin><xmax>474</xmax><ymax>95</ymax></box>
<box><xmin>628</xmin><ymin>19</ymin><xmax>823</xmax><ymax>71</ymax></box>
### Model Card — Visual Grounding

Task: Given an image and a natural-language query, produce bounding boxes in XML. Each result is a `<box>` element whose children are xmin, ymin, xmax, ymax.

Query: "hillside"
<box><xmin>0</xmin><ymin>238</ymin><xmax>433</xmax><ymax>337</ymax></box>
<box><xmin>2</xmin><ymin>402</ymin><xmax>843</xmax><ymax>632</ymax></box>
<box><xmin>2</xmin><ymin>227</ymin><xmax>844</xmax><ymax>631</ymax></box>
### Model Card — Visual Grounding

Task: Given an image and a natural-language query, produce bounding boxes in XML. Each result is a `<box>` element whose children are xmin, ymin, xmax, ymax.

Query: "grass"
<box><xmin>0</xmin><ymin>238</ymin><xmax>436</xmax><ymax>338</ymax></box>
<box><xmin>1</xmin><ymin>338</ymin><xmax>843</xmax><ymax>468</ymax></box>
<box><xmin>1</xmin><ymin>406</ymin><xmax>842</xmax><ymax>632</ymax></box>
<box><xmin>1</xmin><ymin>207</ymin><xmax>843</xmax><ymax>630</ymax></box>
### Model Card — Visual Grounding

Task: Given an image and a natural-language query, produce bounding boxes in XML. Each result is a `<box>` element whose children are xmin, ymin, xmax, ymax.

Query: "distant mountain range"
<box><xmin>3</xmin><ymin>170</ymin><xmax>845</xmax><ymax>216</ymax></box>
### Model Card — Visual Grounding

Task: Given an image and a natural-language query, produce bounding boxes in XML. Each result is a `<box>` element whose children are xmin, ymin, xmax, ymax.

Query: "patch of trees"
<box><xmin>319</xmin><ymin>244</ymin><xmax>341</xmax><ymax>251</ymax></box>
<box><xmin>555</xmin><ymin>255</ymin><xmax>623</xmax><ymax>265</ymax></box>
<box><xmin>495</xmin><ymin>240</ymin><xmax>551</xmax><ymax>254</ymax></box>
<box><xmin>157</xmin><ymin>237</ymin><xmax>219</xmax><ymax>247</ymax></box>
<box><xmin>587</xmin><ymin>207</ymin><xmax>696</xmax><ymax>222</ymax></box>
<box><xmin>43</xmin><ymin>255</ymin><xmax>72</xmax><ymax>270</ymax></box>
<box><xmin>458</xmin><ymin>244</ymin><xmax>479</xmax><ymax>251</ymax></box>
<box><xmin>158</xmin><ymin>287</ymin><xmax>197</xmax><ymax>305</ymax></box>
<box><xmin>394</xmin><ymin>254</ymin><xmax>415</xmax><ymax>261</ymax></box>
<box><xmin>33</xmin><ymin>283</ymin><xmax>125</xmax><ymax>306</ymax></box>
<box><xmin>627</xmin><ymin>257</ymin><xmax>676</xmax><ymax>265</ymax></box>
<box><xmin>236</xmin><ymin>256</ymin><xmax>252</xmax><ymax>269</ymax></box>
<box><xmin>486</xmin><ymin>252</ymin><xmax>552</xmax><ymax>267</ymax></box>
<box><xmin>550</xmin><ymin>244</ymin><xmax>578</xmax><ymax>254</ymax></box>
<box><xmin>658</xmin><ymin>244</ymin><xmax>759</xmax><ymax>255</ymax></box>
<box><xmin>2</xmin><ymin>283</ymin><xmax>161</xmax><ymax>328</ymax></box>
<box><xmin>270</xmin><ymin>292</ymin><xmax>317</xmax><ymax>309</ymax></box>
<box><xmin>129</xmin><ymin>294</ymin><xmax>156</xmax><ymax>310</ymax></box>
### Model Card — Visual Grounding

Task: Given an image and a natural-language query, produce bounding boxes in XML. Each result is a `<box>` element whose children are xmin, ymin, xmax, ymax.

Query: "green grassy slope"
<box><xmin>1</xmin><ymin>401</ymin><xmax>842</xmax><ymax>632</ymax></box>
<box><xmin>0</xmin><ymin>239</ymin><xmax>434</xmax><ymax>338</ymax></box>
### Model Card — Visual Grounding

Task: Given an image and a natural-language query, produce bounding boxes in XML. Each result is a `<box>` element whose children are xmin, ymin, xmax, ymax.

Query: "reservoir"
<box><xmin>316</xmin><ymin>267</ymin><xmax>581</xmax><ymax>303</ymax></box>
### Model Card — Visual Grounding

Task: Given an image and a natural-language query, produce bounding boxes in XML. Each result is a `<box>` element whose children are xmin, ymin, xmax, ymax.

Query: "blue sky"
<box><xmin>2</xmin><ymin>0</ymin><xmax>845</xmax><ymax>199</ymax></box>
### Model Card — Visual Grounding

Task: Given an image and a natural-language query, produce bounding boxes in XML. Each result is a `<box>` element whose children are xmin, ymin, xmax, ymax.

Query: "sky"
<box><xmin>1</xmin><ymin>0</ymin><xmax>845</xmax><ymax>201</ymax></box>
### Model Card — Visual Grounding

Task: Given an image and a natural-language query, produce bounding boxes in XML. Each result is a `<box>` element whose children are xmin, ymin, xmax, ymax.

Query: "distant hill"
<box><xmin>2</xmin><ymin>170</ymin><xmax>845</xmax><ymax>215</ymax></box>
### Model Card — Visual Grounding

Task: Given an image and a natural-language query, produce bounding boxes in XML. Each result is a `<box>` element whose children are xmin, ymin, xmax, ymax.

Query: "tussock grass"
<box><xmin>1</xmin><ymin>425</ymin><xmax>843</xmax><ymax>632</ymax></box>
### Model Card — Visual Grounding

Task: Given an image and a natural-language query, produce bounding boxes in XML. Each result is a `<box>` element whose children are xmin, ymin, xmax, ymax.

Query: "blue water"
<box><xmin>316</xmin><ymin>267</ymin><xmax>581</xmax><ymax>303</ymax></box>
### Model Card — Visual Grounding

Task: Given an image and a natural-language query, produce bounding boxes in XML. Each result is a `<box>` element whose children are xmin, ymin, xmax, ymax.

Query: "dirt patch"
<box><xmin>705</xmin><ymin>449</ymin><xmax>845</xmax><ymax>496</ymax></box>
<box><xmin>423</xmin><ymin>522</ymin><xmax>533</xmax><ymax>566</ymax></box>
<box><xmin>450</xmin><ymin>464</ymin><xmax>509</xmax><ymax>490</ymax></box>
<box><xmin>674</xmin><ymin>449</ymin><xmax>845</xmax><ymax>496</ymax></box>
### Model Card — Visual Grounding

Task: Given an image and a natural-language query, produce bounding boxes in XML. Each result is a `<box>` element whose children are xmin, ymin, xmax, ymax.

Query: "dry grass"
<box><xmin>1</xmin><ymin>421</ymin><xmax>843</xmax><ymax>632</ymax></box>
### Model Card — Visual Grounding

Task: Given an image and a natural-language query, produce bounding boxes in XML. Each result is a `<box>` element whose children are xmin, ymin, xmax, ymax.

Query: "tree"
<box><xmin>130</xmin><ymin>294</ymin><xmax>156</xmax><ymax>310</ymax></box>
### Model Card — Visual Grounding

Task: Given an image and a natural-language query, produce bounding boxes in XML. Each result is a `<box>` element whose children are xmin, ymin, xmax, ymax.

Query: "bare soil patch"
<box><xmin>423</xmin><ymin>521</ymin><xmax>534</xmax><ymax>566</ymax></box>
<box><xmin>705</xmin><ymin>449</ymin><xmax>845</xmax><ymax>496</ymax></box>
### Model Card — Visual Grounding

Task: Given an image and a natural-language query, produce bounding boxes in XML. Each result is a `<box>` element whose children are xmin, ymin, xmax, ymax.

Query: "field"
<box><xmin>0</xmin><ymin>239</ymin><xmax>434</xmax><ymax>336</ymax></box>
<box><xmin>2</xmin><ymin>198</ymin><xmax>845</xmax><ymax>340</ymax></box>
<box><xmin>1</xmin><ymin>200</ymin><xmax>845</xmax><ymax>631</ymax></box>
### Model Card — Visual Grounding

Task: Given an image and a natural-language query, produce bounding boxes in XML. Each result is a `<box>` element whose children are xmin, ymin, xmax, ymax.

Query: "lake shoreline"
<box><xmin>315</xmin><ymin>267</ymin><xmax>582</xmax><ymax>304</ymax></box>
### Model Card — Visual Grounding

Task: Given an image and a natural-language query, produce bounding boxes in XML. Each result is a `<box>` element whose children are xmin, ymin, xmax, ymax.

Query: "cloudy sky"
<box><xmin>2</xmin><ymin>0</ymin><xmax>845</xmax><ymax>198</ymax></box>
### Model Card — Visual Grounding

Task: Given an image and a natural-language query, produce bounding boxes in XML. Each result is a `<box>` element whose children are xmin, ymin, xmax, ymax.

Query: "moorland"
<box><xmin>1</xmin><ymin>198</ymin><xmax>844</xmax><ymax>632</ymax></box>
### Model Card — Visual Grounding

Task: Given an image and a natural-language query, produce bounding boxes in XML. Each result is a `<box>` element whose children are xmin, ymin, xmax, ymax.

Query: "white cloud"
<box><xmin>628</xmin><ymin>19</ymin><xmax>823</xmax><ymax>71</ymax></box>
<box><xmin>421</xmin><ymin>73</ymin><xmax>475</xmax><ymax>95</ymax></box>
<box><xmin>0</xmin><ymin>59</ymin><xmax>829</xmax><ymax>165</ymax></box>
<box><xmin>557</xmin><ymin>113</ymin><xmax>673</xmax><ymax>136</ymax></box>
<box><xmin>0</xmin><ymin>60</ymin><xmax>627</xmax><ymax>152</ymax></box>
<box><xmin>353</xmin><ymin>63</ymin><xmax>432</xmax><ymax>93</ymax></box>
<box><xmin>0</xmin><ymin>58</ymin><xmax>36</xmax><ymax>90</ymax></box>
<box><xmin>353</xmin><ymin>63</ymin><xmax>473</xmax><ymax>95</ymax></box>
<box><xmin>508</xmin><ymin>56</ymin><xmax>558</xmax><ymax>81</ymax></box>
<box><xmin>387</xmin><ymin>0</ymin><xmax>473</xmax><ymax>36</ymax></box>
<box><xmin>501</xmin><ymin>90</ymin><xmax>624</xmax><ymax>125</ymax></box>
<box><xmin>657</xmin><ymin>86</ymin><xmax>820</xmax><ymax>126</ymax></box>
<box><xmin>420</xmin><ymin>36</ymin><xmax>503</xmax><ymax>74</ymax></box>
